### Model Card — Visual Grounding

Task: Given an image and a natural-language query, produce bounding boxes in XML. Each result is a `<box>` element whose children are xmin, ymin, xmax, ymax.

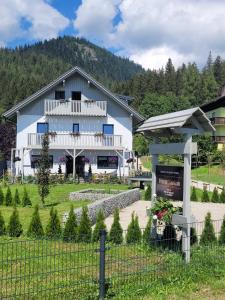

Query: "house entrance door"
<box><xmin>66</xmin><ymin>155</ymin><xmax>85</xmax><ymax>177</ymax></box>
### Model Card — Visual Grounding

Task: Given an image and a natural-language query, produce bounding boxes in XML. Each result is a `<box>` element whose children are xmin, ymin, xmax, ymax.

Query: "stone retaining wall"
<box><xmin>64</xmin><ymin>188</ymin><xmax>140</xmax><ymax>225</ymax></box>
<box><xmin>69</xmin><ymin>189</ymin><xmax>120</xmax><ymax>202</ymax></box>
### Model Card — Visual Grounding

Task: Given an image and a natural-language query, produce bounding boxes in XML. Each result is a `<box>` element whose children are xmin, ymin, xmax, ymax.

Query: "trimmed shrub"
<box><xmin>191</xmin><ymin>187</ymin><xmax>198</xmax><ymax>202</ymax></box>
<box><xmin>0</xmin><ymin>210</ymin><xmax>6</xmax><ymax>235</ymax></box>
<box><xmin>200</xmin><ymin>212</ymin><xmax>217</xmax><ymax>245</ymax></box>
<box><xmin>0</xmin><ymin>187</ymin><xmax>4</xmax><ymax>205</ymax></box>
<box><xmin>22</xmin><ymin>188</ymin><xmax>32</xmax><ymax>207</ymax></box>
<box><xmin>109</xmin><ymin>208</ymin><xmax>123</xmax><ymax>244</ymax></box>
<box><xmin>92</xmin><ymin>210</ymin><xmax>107</xmax><ymax>242</ymax></box>
<box><xmin>211</xmin><ymin>187</ymin><xmax>219</xmax><ymax>203</ymax></box>
<box><xmin>190</xmin><ymin>227</ymin><xmax>198</xmax><ymax>245</ymax></box>
<box><xmin>5</xmin><ymin>187</ymin><xmax>12</xmax><ymax>206</ymax></box>
<box><xmin>218</xmin><ymin>216</ymin><xmax>225</xmax><ymax>244</ymax></box>
<box><xmin>27</xmin><ymin>205</ymin><xmax>44</xmax><ymax>238</ymax></box>
<box><xmin>46</xmin><ymin>208</ymin><xmax>61</xmax><ymax>239</ymax></box>
<box><xmin>161</xmin><ymin>224</ymin><xmax>178</xmax><ymax>250</ymax></box>
<box><xmin>77</xmin><ymin>206</ymin><xmax>92</xmax><ymax>242</ymax></box>
<box><xmin>63</xmin><ymin>205</ymin><xmax>78</xmax><ymax>242</ymax></box>
<box><xmin>7</xmin><ymin>207</ymin><xmax>23</xmax><ymax>237</ymax></box>
<box><xmin>13</xmin><ymin>188</ymin><xmax>21</xmax><ymax>206</ymax></box>
<box><xmin>143</xmin><ymin>217</ymin><xmax>152</xmax><ymax>244</ymax></box>
<box><xmin>144</xmin><ymin>185</ymin><xmax>151</xmax><ymax>201</ymax></box>
<box><xmin>220</xmin><ymin>187</ymin><xmax>225</xmax><ymax>203</ymax></box>
<box><xmin>126</xmin><ymin>212</ymin><xmax>142</xmax><ymax>244</ymax></box>
<box><xmin>201</xmin><ymin>188</ymin><xmax>210</xmax><ymax>202</ymax></box>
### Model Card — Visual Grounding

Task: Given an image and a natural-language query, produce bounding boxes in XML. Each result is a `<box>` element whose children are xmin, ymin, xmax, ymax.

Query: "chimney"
<box><xmin>221</xmin><ymin>85</ymin><xmax>225</xmax><ymax>97</ymax></box>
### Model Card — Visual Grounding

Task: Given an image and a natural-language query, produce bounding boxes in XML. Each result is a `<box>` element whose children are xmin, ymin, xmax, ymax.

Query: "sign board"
<box><xmin>171</xmin><ymin>214</ymin><xmax>196</xmax><ymax>228</ymax></box>
<box><xmin>156</xmin><ymin>165</ymin><xmax>184</xmax><ymax>201</ymax></box>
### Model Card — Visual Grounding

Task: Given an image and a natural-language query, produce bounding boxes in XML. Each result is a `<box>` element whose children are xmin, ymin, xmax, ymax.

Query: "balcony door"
<box><xmin>37</xmin><ymin>122</ymin><xmax>49</xmax><ymax>134</ymax></box>
<box><xmin>103</xmin><ymin>124</ymin><xmax>114</xmax><ymax>146</ymax></box>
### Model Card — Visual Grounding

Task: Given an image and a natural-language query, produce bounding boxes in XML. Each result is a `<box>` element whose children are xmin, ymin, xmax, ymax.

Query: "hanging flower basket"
<box><xmin>95</xmin><ymin>132</ymin><xmax>104</xmax><ymax>137</ymax></box>
<box><xmin>82</xmin><ymin>157</ymin><xmax>90</xmax><ymax>163</ymax></box>
<box><xmin>70</xmin><ymin>132</ymin><xmax>80</xmax><ymax>137</ymax></box>
<box><xmin>84</xmin><ymin>99</ymin><xmax>95</xmax><ymax>103</ymax></box>
<box><xmin>48</xmin><ymin>131</ymin><xmax>57</xmax><ymax>138</ymax></box>
<box><xmin>59</xmin><ymin>156</ymin><xmax>66</xmax><ymax>163</ymax></box>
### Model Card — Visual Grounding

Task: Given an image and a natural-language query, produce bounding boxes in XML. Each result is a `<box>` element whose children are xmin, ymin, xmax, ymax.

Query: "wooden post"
<box><xmin>182</xmin><ymin>134</ymin><xmax>192</xmax><ymax>263</ymax></box>
<box><xmin>73</xmin><ymin>149</ymin><xmax>76</xmax><ymax>180</ymax></box>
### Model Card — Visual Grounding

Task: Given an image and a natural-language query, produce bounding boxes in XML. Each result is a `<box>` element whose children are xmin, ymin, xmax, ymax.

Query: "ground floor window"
<box><xmin>31</xmin><ymin>155</ymin><xmax>53</xmax><ymax>169</ymax></box>
<box><xmin>97</xmin><ymin>156</ymin><xmax>118</xmax><ymax>169</ymax></box>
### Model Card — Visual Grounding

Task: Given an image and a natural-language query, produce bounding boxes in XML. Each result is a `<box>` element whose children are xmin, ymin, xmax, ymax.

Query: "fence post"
<box><xmin>99</xmin><ymin>230</ymin><xmax>106</xmax><ymax>300</ymax></box>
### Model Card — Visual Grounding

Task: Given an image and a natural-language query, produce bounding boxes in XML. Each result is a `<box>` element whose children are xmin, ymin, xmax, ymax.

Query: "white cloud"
<box><xmin>74</xmin><ymin>0</ymin><xmax>225</xmax><ymax>69</ymax></box>
<box><xmin>0</xmin><ymin>0</ymin><xmax>70</xmax><ymax>45</ymax></box>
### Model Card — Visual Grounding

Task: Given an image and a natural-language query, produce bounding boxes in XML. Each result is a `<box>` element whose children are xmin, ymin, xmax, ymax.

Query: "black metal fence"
<box><xmin>0</xmin><ymin>220</ymin><xmax>225</xmax><ymax>299</ymax></box>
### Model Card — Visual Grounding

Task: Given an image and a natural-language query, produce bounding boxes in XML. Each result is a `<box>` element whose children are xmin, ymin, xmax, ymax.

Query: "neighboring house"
<box><xmin>2</xmin><ymin>66</ymin><xmax>144</xmax><ymax>178</ymax></box>
<box><xmin>201</xmin><ymin>87</ymin><xmax>225</xmax><ymax>150</ymax></box>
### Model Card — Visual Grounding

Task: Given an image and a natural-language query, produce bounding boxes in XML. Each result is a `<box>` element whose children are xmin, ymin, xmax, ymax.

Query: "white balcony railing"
<box><xmin>27</xmin><ymin>133</ymin><xmax>123</xmax><ymax>149</ymax></box>
<box><xmin>44</xmin><ymin>99</ymin><xmax>107</xmax><ymax>116</ymax></box>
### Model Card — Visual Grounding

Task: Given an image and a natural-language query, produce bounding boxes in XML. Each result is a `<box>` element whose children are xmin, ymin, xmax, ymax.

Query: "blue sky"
<box><xmin>1</xmin><ymin>0</ymin><xmax>225</xmax><ymax>69</ymax></box>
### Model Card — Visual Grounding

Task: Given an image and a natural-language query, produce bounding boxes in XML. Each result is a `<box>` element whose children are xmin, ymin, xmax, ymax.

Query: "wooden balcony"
<box><xmin>44</xmin><ymin>99</ymin><xmax>107</xmax><ymax>116</ymax></box>
<box><xmin>210</xmin><ymin>117</ymin><xmax>225</xmax><ymax>125</ymax></box>
<box><xmin>27</xmin><ymin>133</ymin><xmax>123</xmax><ymax>149</ymax></box>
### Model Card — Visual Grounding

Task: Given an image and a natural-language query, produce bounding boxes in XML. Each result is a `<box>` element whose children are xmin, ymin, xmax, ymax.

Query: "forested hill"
<box><xmin>0</xmin><ymin>36</ymin><xmax>143</xmax><ymax>114</ymax></box>
<box><xmin>114</xmin><ymin>54</ymin><xmax>225</xmax><ymax>119</ymax></box>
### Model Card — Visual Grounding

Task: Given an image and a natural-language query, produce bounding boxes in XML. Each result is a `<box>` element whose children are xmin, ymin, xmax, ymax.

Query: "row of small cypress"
<box><xmin>0</xmin><ymin>186</ymin><xmax>31</xmax><ymax>207</ymax></box>
<box><xmin>191</xmin><ymin>186</ymin><xmax>225</xmax><ymax>203</ymax></box>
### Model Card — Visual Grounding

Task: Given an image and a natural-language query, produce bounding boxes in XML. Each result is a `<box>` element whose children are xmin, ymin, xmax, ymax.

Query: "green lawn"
<box><xmin>192</xmin><ymin>165</ymin><xmax>225</xmax><ymax>186</ymax></box>
<box><xmin>0</xmin><ymin>183</ymin><xmax>129</xmax><ymax>234</ymax></box>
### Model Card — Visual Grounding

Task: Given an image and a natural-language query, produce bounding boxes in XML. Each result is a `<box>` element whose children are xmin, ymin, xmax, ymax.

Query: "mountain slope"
<box><xmin>0</xmin><ymin>36</ymin><xmax>143</xmax><ymax>114</ymax></box>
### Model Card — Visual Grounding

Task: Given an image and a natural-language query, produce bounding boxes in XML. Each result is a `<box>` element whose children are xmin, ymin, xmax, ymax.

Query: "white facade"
<box><xmin>8</xmin><ymin>68</ymin><xmax>143</xmax><ymax>178</ymax></box>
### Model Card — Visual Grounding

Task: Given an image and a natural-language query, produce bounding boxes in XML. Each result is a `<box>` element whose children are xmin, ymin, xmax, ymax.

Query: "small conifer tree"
<box><xmin>190</xmin><ymin>227</ymin><xmax>198</xmax><ymax>245</ymax></box>
<box><xmin>211</xmin><ymin>187</ymin><xmax>219</xmax><ymax>203</ymax></box>
<box><xmin>144</xmin><ymin>185</ymin><xmax>151</xmax><ymax>201</ymax></box>
<box><xmin>88</xmin><ymin>164</ymin><xmax>92</xmax><ymax>182</ymax></box>
<box><xmin>191</xmin><ymin>187</ymin><xmax>198</xmax><ymax>202</ymax></box>
<box><xmin>7</xmin><ymin>207</ymin><xmax>23</xmax><ymax>237</ymax></box>
<box><xmin>0</xmin><ymin>187</ymin><xmax>4</xmax><ymax>205</ymax></box>
<box><xmin>162</xmin><ymin>224</ymin><xmax>177</xmax><ymax>250</ymax></box>
<box><xmin>0</xmin><ymin>210</ymin><xmax>6</xmax><ymax>235</ymax></box>
<box><xmin>220</xmin><ymin>187</ymin><xmax>225</xmax><ymax>203</ymax></box>
<box><xmin>13</xmin><ymin>188</ymin><xmax>20</xmax><ymax>206</ymax></box>
<box><xmin>27</xmin><ymin>205</ymin><xmax>44</xmax><ymax>238</ymax></box>
<box><xmin>201</xmin><ymin>188</ymin><xmax>210</xmax><ymax>202</ymax></box>
<box><xmin>77</xmin><ymin>206</ymin><xmax>92</xmax><ymax>242</ymax></box>
<box><xmin>22</xmin><ymin>188</ymin><xmax>32</xmax><ymax>207</ymax></box>
<box><xmin>126</xmin><ymin>212</ymin><xmax>142</xmax><ymax>244</ymax></box>
<box><xmin>63</xmin><ymin>205</ymin><xmax>78</xmax><ymax>242</ymax></box>
<box><xmin>218</xmin><ymin>216</ymin><xmax>225</xmax><ymax>244</ymax></box>
<box><xmin>5</xmin><ymin>187</ymin><xmax>12</xmax><ymax>206</ymax></box>
<box><xmin>109</xmin><ymin>208</ymin><xmax>123</xmax><ymax>244</ymax></box>
<box><xmin>200</xmin><ymin>212</ymin><xmax>217</xmax><ymax>245</ymax></box>
<box><xmin>92</xmin><ymin>210</ymin><xmax>107</xmax><ymax>242</ymax></box>
<box><xmin>46</xmin><ymin>208</ymin><xmax>61</xmax><ymax>239</ymax></box>
<box><xmin>58</xmin><ymin>164</ymin><xmax>62</xmax><ymax>174</ymax></box>
<box><xmin>143</xmin><ymin>217</ymin><xmax>152</xmax><ymax>244</ymax></box>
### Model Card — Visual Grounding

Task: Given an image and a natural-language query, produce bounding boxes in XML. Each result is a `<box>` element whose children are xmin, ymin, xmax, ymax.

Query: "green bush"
<box><xmin>211</xmin><ymin>187</ymin><xmax>219</xmax><ymax>203</ymax></box>
<box><xmin>201</xmin><ymin>188</ymin><xmax>210</xmax><ymax>202</ymax></box>
<box><xmin>109</xmin><ymin>208</ymin><xmax>123</xmax><ymax>244</ymax></box>
<box><xmin>5</xmin><ymin>187</ymin><xmax>12</xmax><ymax>206</ymax></box>
<box><xmin>46</xmin><ymin>208</ymin><xmax>61</xmax><ymax>239</ymax></box>
<box><xmin>27</xmin><ymin>205</ymin><xmax>44</xmax><ymax>238</ymax></box>
<box><xmin>143</xmin><ymin>217</ymin><xmax>152</xmax><ymax>244</ymax></box>
<box><xmin>218</xmin><ymin>216</ymin><xmax>225</xmax><ymax>244</ymax></box>
<box><xmin>126</xmin><ymin>212</ymin><xmax>142</xmax><ymax>244</ymax></box>
<box><xmin>144</xmin><ymin>185</ymin><xmax>151</xmax><ymax>201</ymax></box>
<box><xmin>63</xmin><ymin>205</ymin><xmax>78</xmax><ymax>242</ymax></box>
<box><xmin>7</xmin><ymin>207</ymin><xmax>23</xmax><ymax>237</ymax></box>
<box><xmin>191</xmin><ymin>187</ymin><xmax>198</xmax><ymax>202</ymax></box>
<box><xmin>77</xmin><ymin>206</ymin><xmax>92</xmax><ymax>242</ymax></box>
<box><xmin>0</xmin><ymin>187</ymin><xmax>4</xmax><ymax>205</ymax></box>
<box><xmin>13</xmin><ymin>188</ymin><xmax>21</xmax><ymax>206</ymax></box>
<box><xmin>161</xmin><ymin>224</ymin><xmax>178</xmax><ymax>250</ymax></box>
<box><xmin>190</xmin><ymin>227</ymin><xmax>198</xmax><ymax>245</ymax></box>
<box><xmin>220</xmin><ymin>187</ymin><xmax>225</xmax><ymax>203</ymax></box>
<box><xmin>200</xmin><ymin>212</ymin><xmax>217</xmax><ymax>245</ymax></box>
<box><xmin>0</xmin><ymin>210</ymin><xmax>6</xmax><ymax>235</ymax></box>
<box><xmin>92</xmin><ymin>210</ymin><xmax>107</xmax><ymax>242</ymax></box>
<box><xmin>22</xmin><ymin>188</ymin><xmax>32</xmax><ymax>206</ymax></box>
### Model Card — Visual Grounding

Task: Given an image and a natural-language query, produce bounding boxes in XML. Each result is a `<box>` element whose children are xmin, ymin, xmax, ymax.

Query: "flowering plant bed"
<box><xmin>151</xmin><ymin>198</ymin><xmax>181</xmax><ymax>223</ymax></box>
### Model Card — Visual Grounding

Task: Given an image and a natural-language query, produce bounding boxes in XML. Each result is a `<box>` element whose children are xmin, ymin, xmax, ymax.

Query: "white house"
<box><xmin>2</xmin><ymin>66</ymin><xmax>144</xmax><ymax>179</ymax></box>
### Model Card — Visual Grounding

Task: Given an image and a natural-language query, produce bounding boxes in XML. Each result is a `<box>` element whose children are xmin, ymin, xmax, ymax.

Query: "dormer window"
<box><xmin>72</xmin><ymin>91</ymin><xmax>81</xmax><ymax>100</ymax></box>
<box><xmin>55</xmin><ymin>91</ymin><xmax>65</xmax><ymax>100</ymax></box>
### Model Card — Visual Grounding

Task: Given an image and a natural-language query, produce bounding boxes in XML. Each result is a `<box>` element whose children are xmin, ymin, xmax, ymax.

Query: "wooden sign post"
<box><xmin>137</xmin><ymin>107</ymin><xmax>215</xmax><ymax>263</ymax></box>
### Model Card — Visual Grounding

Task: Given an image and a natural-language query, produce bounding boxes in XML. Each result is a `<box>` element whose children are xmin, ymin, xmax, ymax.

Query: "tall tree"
<box><xmin>165</xmin><ymin>58</ymin><xmax>176</xmax><ymax>93</ymax></box>
<box><xmin>37</xmin><ymin>134</ymin><xmax>50</xmax><ymax>206</ymax></box>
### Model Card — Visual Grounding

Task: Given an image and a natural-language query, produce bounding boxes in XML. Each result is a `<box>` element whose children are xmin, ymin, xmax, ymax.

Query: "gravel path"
<box><xmin>104</xmin><ymin>200</ymin><xmax>225</xmax><ymax>231</ymax></box>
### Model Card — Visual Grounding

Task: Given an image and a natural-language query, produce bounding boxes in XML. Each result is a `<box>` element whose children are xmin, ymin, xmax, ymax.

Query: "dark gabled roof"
<box><xmin>201</xmin><ymin>95</ymin><xmax>225</xmax><ymax>112</ymax></box>
<box><xmin>2</xmin><ymin>66</ymin><xmax>144</xmax><ymax>122</ymax></box>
